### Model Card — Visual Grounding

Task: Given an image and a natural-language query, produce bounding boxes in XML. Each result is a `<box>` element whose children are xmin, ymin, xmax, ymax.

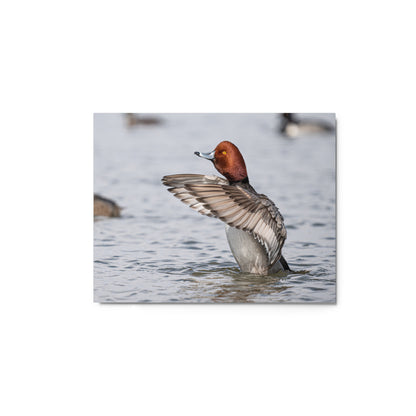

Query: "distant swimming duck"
<box><xmin>125</xmin><ymin>113</ymin><xmax>162</xmax><ymax>127</ymax></box>
<box><xmin>94</xmin><ymin>194</ymin><xmax>121</xmax><ymax>217</ymax></box>
<box><xmin>279</xmin><ymin>113</ymin><xmax>335</xmax><ymax>138</ymax></box>
<box><xmin>162</xmin><ymin>141</ymin><xmax>290</xmax><ymax>275</ymax></box>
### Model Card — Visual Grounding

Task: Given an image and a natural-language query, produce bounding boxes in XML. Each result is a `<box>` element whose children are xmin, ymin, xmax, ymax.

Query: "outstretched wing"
<box><xmin>162</xmin><ymin>174</ymin><xmax>286</xmax><ymax>266</ymax></box>
<box><xmin>162</xmin><ymin>174</ymin><xmax>228</xmax><ymax>217</ymax></box>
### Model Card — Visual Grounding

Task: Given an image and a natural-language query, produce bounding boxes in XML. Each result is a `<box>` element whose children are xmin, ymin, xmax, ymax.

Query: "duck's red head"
<box><xmin>195</xmin><ymin>141</ymin><xmax>248</xmax><ymax>183</ymax></box>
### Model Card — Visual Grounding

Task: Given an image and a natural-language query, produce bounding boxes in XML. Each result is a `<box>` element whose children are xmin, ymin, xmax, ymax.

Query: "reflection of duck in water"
<box><xmin>94</xmin><ymin>194</ymin><xmax>122</xmax><ymax>217</ymax></box>
<box><xmin>279</xmin><ymin>113</ymin><xmax>335</xmax><ymax>138</ymax></box>
<box><xmin>125</xmin><ymin>113</ymin><xmax>162</xmax><ymax>127</ymax></box>
<box><xmin>212</xmin><ymin>276</ymin><xmax>290</xmax><ymax>303</ymax></box>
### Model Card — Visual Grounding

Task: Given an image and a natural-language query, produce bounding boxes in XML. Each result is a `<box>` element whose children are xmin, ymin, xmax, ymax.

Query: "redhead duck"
<box><xmin>94</xmin><ymin>194</ymin><xmax>122</xmax><ymax>217</ymax></box>
<box><xmin>279</xmin><ymin>113</ymin><xmax>334</xmax><ymax>138</ymax></box>
<box><xmin>162</xmin><ymin>141</ymin><xmax>290</xmax><ymax>275</ymax></box>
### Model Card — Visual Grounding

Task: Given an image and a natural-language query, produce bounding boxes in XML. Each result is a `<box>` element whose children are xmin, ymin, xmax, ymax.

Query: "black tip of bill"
<box><xmin>194</xmin><ymin>150</ymin><xmax>215</xmax><ymax>160</ymax></box>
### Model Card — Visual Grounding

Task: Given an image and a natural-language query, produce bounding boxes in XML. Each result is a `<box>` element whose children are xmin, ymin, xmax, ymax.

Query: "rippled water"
<box><xmin>94</xmin><ymin>113</ymin><xmax>336</xmax><ymax>303</ymax></box>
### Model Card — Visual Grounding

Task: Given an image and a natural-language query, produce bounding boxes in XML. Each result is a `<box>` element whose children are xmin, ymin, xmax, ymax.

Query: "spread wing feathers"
<box><xmin>162</xmin><ymin>174</ymin><xmax>229</xmax><ymax>217</ymax></box>
<box><xmin>162</xmin><ymin>174</ymin><xmax>287</xmax><ymax>265</ymax></box>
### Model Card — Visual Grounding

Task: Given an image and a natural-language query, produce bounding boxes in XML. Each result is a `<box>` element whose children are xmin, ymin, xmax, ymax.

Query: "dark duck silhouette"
<box><xmin>94</xmin><ymin>194</ymin><xmax>122</xmax><ymax>217</ymax></box>
<box><xmin>279</xmin><ymin>113</ymin><xmax>335</xmax><ymax>138</ymax></box>
<box><xmin>125</xmin><ymin>113</ymin><xmax>162</xmax><ymax>127</ymax></box>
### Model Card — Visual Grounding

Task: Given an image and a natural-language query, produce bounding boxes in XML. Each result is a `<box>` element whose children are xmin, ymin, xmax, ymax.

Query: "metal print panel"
<box><xmin>94</xmin><ymin>113</ymin><xmax>336</xmax><ymax>303</ymax></box>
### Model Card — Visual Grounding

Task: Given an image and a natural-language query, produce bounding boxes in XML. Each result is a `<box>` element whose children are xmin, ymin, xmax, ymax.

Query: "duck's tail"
<box><xmin>279</xmin><ymin>255</ymin><xmax>291</xmax><ymax>271</ymax></box>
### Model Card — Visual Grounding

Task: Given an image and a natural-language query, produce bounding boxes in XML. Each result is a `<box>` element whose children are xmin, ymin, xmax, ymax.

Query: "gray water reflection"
<box><xmin>94</xmin><ymin>113</ymin><xmax>336</xmax><ymax>303</ymax></box>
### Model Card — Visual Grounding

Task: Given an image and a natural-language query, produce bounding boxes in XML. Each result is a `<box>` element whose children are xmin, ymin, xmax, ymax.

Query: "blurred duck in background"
<box><xmin>279</xmin><ymin>113</ymin><xmax>335</xmax><ymax>138</ymax></box>
<box><xmin>94</xmin><ymin>194</ymin><xmax>122</xmax><ymax>218</ymax></box>
<box><xmin>125</xmin><ymin>113</ymin><xmax>162</xmax><ymax>127</ymax></box>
